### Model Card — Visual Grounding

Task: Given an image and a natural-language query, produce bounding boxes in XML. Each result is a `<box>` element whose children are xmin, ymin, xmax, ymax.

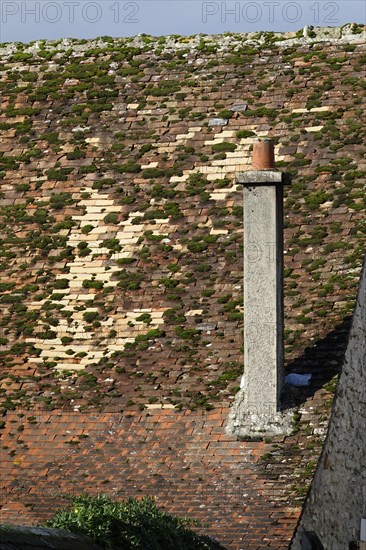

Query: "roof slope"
<box><xmin>0</xmin><ymin>408</ymin><xmax>308</xmax><ymax>548</ymax></box>
<box><xmin>0</xmin><ymin>25</ymin><xmax>366</xmax><ymax>548</ymax></box>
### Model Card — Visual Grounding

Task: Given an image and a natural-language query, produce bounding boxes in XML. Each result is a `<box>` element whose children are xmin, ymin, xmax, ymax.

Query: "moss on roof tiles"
<box><xmin>0</xmin><ymin>26</ymin><xmax>365</xmax><ymax>414</ymax></box>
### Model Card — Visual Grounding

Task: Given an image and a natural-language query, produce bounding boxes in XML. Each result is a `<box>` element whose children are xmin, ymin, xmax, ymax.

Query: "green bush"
<box><xmin>46</xmin><ymin>494</ymin><xmax>223</xmax><ymax>549</ymax></box>
<box><xmin>79</xmin><ymin>164</ymin><xmax>98</xmax><ymax>174</ymax></box>
<box><xmin>164</xmin><ymin>202</ymin><xmax>183</xmax><ymax>218</ymax></box>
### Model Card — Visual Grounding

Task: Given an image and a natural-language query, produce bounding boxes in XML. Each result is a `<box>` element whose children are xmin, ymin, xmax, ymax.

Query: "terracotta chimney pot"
<box><xmin>252</xmin><ymin>139</ymin><xmax>275</xmax><ymax>170</ymax></box>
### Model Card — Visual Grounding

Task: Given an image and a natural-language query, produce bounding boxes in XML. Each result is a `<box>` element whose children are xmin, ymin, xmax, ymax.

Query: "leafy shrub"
<box><xmin>0</xmin><ymin>152</ymin><xmax>19</xmax><ymax>172</ymax></box>
<box><xmin>149</xmin><ymin>80</ymin><xmax>181</xmax><ymax>96</ymax></box>
<box><xmin>116</xmin><ymin>257</ymin><xmax>137</xmax><ymax>265</ymax></box>
<box><xmin>5</xmin><ymin>107</ymin><xmax>41</xmax><ymax>117</ymax></box>
<box><xmin>46</xmin><ymin>494</ymin><xmax>223</xmax><ymax>549</ymax></box>
<box><xmin>79</xmin><ymin>164</ymin><xmax>98</xmax><ymax>174</ymax></box>
<box><xmin>0</xmin><ymin>282</ymin><xmax>16</xmax><ymax>292</ymax></box>
<box><xmin>77</xmin><ymin>373</ymin><xmax>98</xmax><ymax>390</ymax></box>
<box><xmin>143</xmin><ymin>230</ymin><xmax>164</xmax><ymax>242</ymax></box>
<box><xmin>163</xmin><ymin>307</ymin><xmax>186</xmax><ymax>325</ymax></box>
<box><xmin>195</xmin><ymin>263</ymin><xmax>212</xmax><ymax>273</ymax></box>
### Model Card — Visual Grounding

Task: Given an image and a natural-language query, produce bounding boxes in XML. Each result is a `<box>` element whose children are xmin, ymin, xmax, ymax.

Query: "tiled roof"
<box><xmin>0</xmin><ymin>26</ymin><xmax>365</xmax><ymax>547</ymax></box>
<box><xmin>1</xmin><ymin>408</ymin><xmax>305</xmax><ymax>548</ymax></box>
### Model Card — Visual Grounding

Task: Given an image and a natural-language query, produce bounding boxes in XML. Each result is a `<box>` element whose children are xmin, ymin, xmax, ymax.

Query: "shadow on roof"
<box><xmin>283</xmin><ymin>315</ymin><xmax>352</xmax><ymax>410</ymax></box>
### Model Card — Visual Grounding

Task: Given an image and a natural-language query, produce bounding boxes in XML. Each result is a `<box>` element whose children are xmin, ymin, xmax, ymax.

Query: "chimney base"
<box><xmin>226</xmin><ymin>389</ymin><xmax>295</xmax><ymax>438</ymax></box>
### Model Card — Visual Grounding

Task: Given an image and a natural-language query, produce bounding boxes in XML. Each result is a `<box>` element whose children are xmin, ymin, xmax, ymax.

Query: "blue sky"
<box><xmin>0</xmin><ymin>0</ymin><xmax>365</xmax><ymax>43</ymax></box>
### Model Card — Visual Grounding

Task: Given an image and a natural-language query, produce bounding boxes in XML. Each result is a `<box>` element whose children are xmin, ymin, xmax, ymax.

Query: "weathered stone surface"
<box><xmin>237</xmin><ymin>170</ymin><xmax>283</xmax><ymax>184</ymax></box>
<box><xmin>0</xmin><ymin>525</ymin><xmax>101</xmax><ymax>549</ymax></box>
<box><xmin>226</xmin><ymin>388</ymin><xmax>295</xmax><ymax>437</ymax></box>
<box><xmin>208</xmin><ymin>118</ymin><xmax>228</xmax><ymax>126</ymax></box>
<box><xmin>227</xmin><ymin>172</ymin><xmax>287</xmax><ymax>435</ymax></box>
<box><xmin>230</xmin><ymin>104</ymin><xmax>248</xmax><ymax>112</ymax></box>
<box><xmin>291</xmin><ymin>255</ymin><xmax>366</xmax><ymax>549</ymax></box>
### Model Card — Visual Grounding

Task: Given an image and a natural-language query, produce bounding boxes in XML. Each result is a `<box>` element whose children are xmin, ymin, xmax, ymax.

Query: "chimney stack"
<box><xmin>226</xmin><ymin>139</ymin><xmax>293</xmax><ymax>438</ymax></box>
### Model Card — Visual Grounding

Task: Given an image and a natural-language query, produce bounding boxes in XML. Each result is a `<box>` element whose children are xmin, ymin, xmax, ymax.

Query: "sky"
<box><xmin>0</xmin><ymin>0</ymin><xmax>365</xmax><ymax>44</ymax></box>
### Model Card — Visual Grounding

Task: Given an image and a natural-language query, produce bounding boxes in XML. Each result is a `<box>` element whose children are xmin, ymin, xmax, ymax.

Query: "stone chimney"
<box><xmin>226</xmin><ymin>139</ymin><xmax>293</xmax><ymax>438</ymax></box>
